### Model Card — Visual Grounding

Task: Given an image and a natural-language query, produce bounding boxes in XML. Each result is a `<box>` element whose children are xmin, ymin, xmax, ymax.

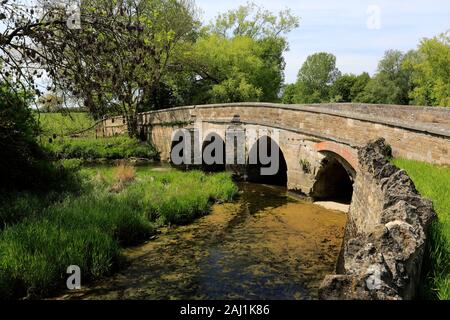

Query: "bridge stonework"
<box><xmin>137</xmin><ymin>103</ymin><xmax>450</xmax><ymax>196</ymax></box>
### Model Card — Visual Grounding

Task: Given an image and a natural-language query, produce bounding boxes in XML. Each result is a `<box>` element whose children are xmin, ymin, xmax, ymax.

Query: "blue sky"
<box><xmin>196</xmin><ymin>0</ymin><xmax>450</xmax><ymax>83</ymax></box>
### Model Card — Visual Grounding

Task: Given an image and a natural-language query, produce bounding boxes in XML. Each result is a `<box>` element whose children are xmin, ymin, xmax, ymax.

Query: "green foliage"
<box><xmin>286</xmin><ymin>52</ymin><xmax>341</xmax><ymax>103</ymax></box>
<box><xmin>281</xmin><ymin>83</ymin><xmax>299</xmax><ymax>104</ymax></box>
<box><xmin>170</xmin><ymin>3</ymin><xmax>299</xmax><ymax>105</ymax></box>
<box><xmin>350</xmin><ymin>72</ymin><xmax>371</xmax><ymax>102</ymax></box>
<box><xmin>392</xmin><ymin>158</ymin><xmax>450</xmax><ymax>300</ymax></box>
<box><xmin>43</xmin><ymin>136</ymin><xmax>158</xmax><ymax>160</ymax></box>
<box><xmin>356</xmin><ymin>50</ymin><xmax>412</xmax><ymax>105</ymax></box>
<box><xmin>0</xmin><ymin>82</ymin><xmax>82</xmax><ymax>193</ymax></box>
<box><xmin>209</xmin><ymin>2</ymin><xmax>299</xmax><ymax>40</ymax></box>
<box><xmin>0</xmin><ymin>221</ymin><xmax>120</xmax><ymax>298</ymax></box>
<box><xmin>330</xmin><ymin>74</ymin><xmax>358</xmax><ymax>102</ymax></box>
<box><xmin>405</xmin><ymin>32</ymin><xmax>450</xmax><ymax>107</ymax></box>
<box><xmin>117</xmin><ymin>170</ymin><xmax>238</xmax><ymax>225</ymax></box>
<box><xmin>0</xmin><ymin>83</ymin><xmax>40</xmax><ymax>191</ymax></box>
<box><xmin>283</xmin><ymin>30</ymin><xmax>449</xmax><ymax>107</ymax></box>
<box><xmin>37</xmin><ymin>112</ymin><xmax>96</xmax><ymax>137</ymax></box>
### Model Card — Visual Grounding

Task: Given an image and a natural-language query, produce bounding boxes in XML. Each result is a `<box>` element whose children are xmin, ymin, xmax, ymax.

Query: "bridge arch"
<box><xmin>311</xmin><ymin>142</ymin><xmax>357</xmax><ymax>203</ymax></box>
<box><xmin>246</xmin><ymin>136</ymin><xmax>288</xmax><ymax>186</ymax></box>
<box><xmin>202</xmin><ymin>132</ymin><xmax>226</xmax><ymax>172</ymax></box>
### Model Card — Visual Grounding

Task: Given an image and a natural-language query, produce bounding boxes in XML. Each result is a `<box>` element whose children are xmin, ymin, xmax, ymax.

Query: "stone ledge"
<box><xmin>319</xmin><ymin>138</ymin><xmax>437</xmax><ymax>300</ymax></box>
<box><xmin>143</xmin><ymin>103</ymin><xmax>450</xmax><ymax>138</ymax></box>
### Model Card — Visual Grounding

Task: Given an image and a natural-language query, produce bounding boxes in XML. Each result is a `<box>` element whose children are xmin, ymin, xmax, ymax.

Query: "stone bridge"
<box><xmin>134</xmin><ymin>102</ymin><xmax>449</xmax><ymax>200</ymax></box>
<box><xmin>97</xmin><ymin>102</ymin><xmax>449</xmax><ymax>298</ymax></box>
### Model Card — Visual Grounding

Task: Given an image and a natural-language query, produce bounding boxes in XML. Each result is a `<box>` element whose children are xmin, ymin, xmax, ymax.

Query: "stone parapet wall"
<box><xmin>142</xmin><ymin>103</ymin><xmax>450</xmax><ymax>165</ymax></box>
<box><xmin>95</xmin><ymin>116</ymin><xmax>128</xmax><ymax>137</ymax></box>
<box><xmin>319</xmin><ymin>139</ymin><xmax>436</xmax><ymax>300</ymax></box>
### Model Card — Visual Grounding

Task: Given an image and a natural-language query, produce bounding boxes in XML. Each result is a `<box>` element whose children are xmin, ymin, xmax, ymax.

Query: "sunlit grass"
<box><xmin>42</xmin><ymin>136</ymin><xmax>158</xmax><ymax>160</ymax></box>
<box><xmin>392</xmin><ymin>158</ymin><xmax>450</xmax><ymax>300</ymax></box>
<box><xmin>36</xmin><ymin>112</ymin><xmax>96</xmax><ymax>137</ymax></box>
<box><xmin>0</xmin><ymin>166</ymin><xmax>237</xmax><ymax>299</ymax></box>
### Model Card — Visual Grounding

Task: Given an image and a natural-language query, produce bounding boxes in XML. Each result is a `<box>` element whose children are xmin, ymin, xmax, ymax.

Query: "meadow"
<box><xmin>36</xmin><ymin>112</ymin><xmax>158</xmax><ymax>161</ymax></box>
<box><xmin>0</xmin><ymin>165</ymin><xmax>237</xmax><ymax>299</ymax></box>
<box><xmin>43</xmin><ymin>136</ymin><xmax>158</xmax><ymax>160</ymax></box>
<box><xmin>393</xmin><ymin>158</ymin><xmax>450</xmax><ymax>300</ymax></box>
<box><xmin>36</xmin><ymin>112</ymin><xmax>96</xmax><ymax>137</ymax></box>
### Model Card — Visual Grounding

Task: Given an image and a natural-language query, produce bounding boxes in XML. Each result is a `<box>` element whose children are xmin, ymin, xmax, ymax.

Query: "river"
<box><xmin>57</xmin><ymin>166</ymin><xmax>347</xmax><ymax>300</ymax></box>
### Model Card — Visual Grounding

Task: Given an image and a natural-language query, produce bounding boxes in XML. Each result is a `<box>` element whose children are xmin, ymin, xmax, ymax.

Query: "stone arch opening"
<box><xmin>202</xmin><ymin>133</ymin><xmax>226</xmax><ymax>172</ymax></box>
<box><xmin>311</xmin><ymin>153</ymin><xmax>355</xmax><ymax>204</ymax></box>
<box><xmin>246</xmin><ymin>136</ymin><xmax>288</xmax><ymax>186</ymax></box>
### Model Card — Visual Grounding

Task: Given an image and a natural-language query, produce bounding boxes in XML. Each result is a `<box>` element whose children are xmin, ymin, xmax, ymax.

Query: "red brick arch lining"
<box><xmin>314</xmin><ymin>141</ymin><xmax>359</xmax><ymax>172</ymax></box>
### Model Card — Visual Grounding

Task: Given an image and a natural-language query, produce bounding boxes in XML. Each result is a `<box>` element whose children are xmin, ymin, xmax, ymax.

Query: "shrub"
<box><xmin>0</xmin><ymin>83</ymin><xmax>43</xmax><ymax>192</ymax></box>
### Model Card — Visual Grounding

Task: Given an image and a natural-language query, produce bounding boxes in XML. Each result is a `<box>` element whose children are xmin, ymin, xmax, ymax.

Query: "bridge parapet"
<box><xmin>142</xmin><ymin>102</ymin><xmax>450</xmax><ymax>166</ymax></box>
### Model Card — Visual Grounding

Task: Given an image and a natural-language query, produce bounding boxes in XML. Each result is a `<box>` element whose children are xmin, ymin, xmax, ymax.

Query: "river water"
<box><xmin>58</xmin><ymin>169</ymin><xmax>347</xmax><ymax>300</ymax></box>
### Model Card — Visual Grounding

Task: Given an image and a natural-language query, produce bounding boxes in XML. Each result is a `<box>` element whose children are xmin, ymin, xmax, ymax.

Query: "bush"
<box><xmin>0</xmin><ymin>83</ymin><xmax>43</xmax><ymax>191</ymax></box>
<box><xmin>0</xmin><ymin>83</ymin><xmax>83</xmax><ymax>195</ymax></box>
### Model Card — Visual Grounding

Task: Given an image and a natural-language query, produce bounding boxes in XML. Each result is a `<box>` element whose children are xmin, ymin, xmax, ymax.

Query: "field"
<box><xmin>36</xmin><ymin>112</ymin><xmax>157</xmax><ymax>160</ymax></box>
<box><xmin>42</xmin><ymin>136</ymin><xmax>158</xmax><ymax>160</ymax></box>
<box><xmin>392</xmin><ymin>158</ymin><xmax>450</xmax><ymax>300</ymax></box>
<box><xmin>36</xmin><ymin>112</ymin><xmax>96</xmax><ymax>137</ymax></box>
<box><xmin>0</xmin><ymin>165</ymin><xmax>238</xmax><ymax>299</ymax></box>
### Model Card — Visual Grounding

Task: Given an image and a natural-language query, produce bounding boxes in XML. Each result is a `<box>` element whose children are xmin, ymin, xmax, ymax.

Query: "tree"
<box><xmin>209</xmin><ymin>2</ymin><xmax>299</xmax><ymax>40</ymax></box>
<box><xmin>51</xmin><ymin>0</ymin><xmax>200</xmax><ymax>122</ymax></box>
<box><xmin>356</xmin><ymin>50</ymin><xmax>411</xmax><ymax>105</ymax></box>
<box><xmin>1</xmin><ymin>0</ymin><xmax>200</xmax><ymax>134</ymax></box>
<box><xmin>405</xmin><ymin>31</ymin><xmax>450</xmax><ymax>107</ymax></box>
<box><xmin>0</xmin><ymin>81</ymin><xmax>42</xmax><ymax>191</ymax></box>
<box><xmin>281</xmin><ymin>83</ymin><xmax>299</xmax><ymax>104</ymax></box>
<box><xmin>285</xmin><ymin>52</ymin><xmax>341</xmax><ymax>103</ymax></box>
<box><xmin>175</xmin><ymin>2</ymin><xmax>299</xmax><ymax>104</ymax></box>
<box><xmin>330</xmin><ymin>74</ymin><xmax>357</xmax><ymax>102</ymax></box>
<box><xmin>350</xmin><ymin>72</ymin><xmax>370</xmax><ymax>102</ymax></box>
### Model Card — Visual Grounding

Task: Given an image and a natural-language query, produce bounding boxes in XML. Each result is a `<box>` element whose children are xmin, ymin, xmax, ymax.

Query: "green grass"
<box><xmin>36</xmin><ymin>112</ymin><xmax>96</xmax><ymax>137</ymax></box>
<box><xmin>0</xmin><ymin>166</ymin><xmax>237</xmax><ymax>299</ymax></box>
<box><xmin>392</xmin><ymin>158</ymin><xmax>450</xmax><ymax>300</ymax></box>
<box><xmin>42</xmin><ymin>136</ymin><xmax>158</xmax><ymax>160</ymax></box>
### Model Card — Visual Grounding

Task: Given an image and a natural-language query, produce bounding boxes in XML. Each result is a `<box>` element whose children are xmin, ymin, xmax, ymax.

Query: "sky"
<box><xmin>196</xmin><ymin>0</ymin><xmax>450</xmax><ymax>83</ymax></box>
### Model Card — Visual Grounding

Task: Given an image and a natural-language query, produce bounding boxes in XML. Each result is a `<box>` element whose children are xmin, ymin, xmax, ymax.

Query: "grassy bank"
<box><xmin>392</xmin><ymin>158</ymin><xmax>450</xmax><ymax>300</ymax></box>
<box><xmin>0</xmin><ymin>165</ymin><xmax>237</xmax><ymax>299</ymax></box>
<box><xmin>42</xmin><ymin>136</ymin><xmax>158</xmax><ymax>161</ymax></box>
<box><xmin>36</xmin><ymin>112</ymin><xmax>158</xmax><ymax>161</ymax></box>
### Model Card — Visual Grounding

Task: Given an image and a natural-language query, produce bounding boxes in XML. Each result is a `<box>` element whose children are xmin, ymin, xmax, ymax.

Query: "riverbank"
<box><xmin>0</xmin><ymin>165</ymin><xmax>237</xmax><ymax>299</ymax></box>
<box><xmin>392</xmin><ymin>158</ymin><xmax>450</xmax><ymax>300</ymax></box>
